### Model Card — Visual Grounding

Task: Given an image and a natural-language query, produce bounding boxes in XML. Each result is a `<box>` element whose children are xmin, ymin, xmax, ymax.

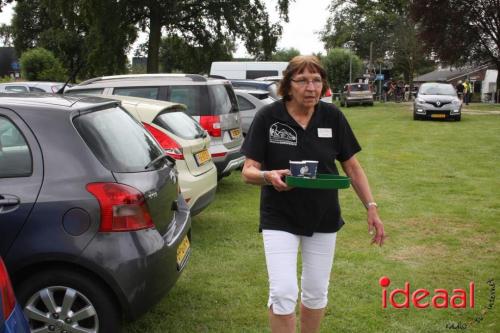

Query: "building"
<box><xmin>414</xmin><ymin>64</ymin><xmax>498</xmax><ymax>102</ymax></box>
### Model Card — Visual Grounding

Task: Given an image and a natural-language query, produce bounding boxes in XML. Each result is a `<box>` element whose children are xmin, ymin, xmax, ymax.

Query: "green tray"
<box><xmin>286</xmin><ymin>174</ymin><xmax>351</xmax><ymax>189</ymax></box>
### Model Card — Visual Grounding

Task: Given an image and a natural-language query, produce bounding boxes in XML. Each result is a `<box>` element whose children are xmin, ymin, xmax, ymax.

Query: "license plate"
<box><xmin>176</xmin><ymin>236</ymin><xmax>190</xmax><ymax>267</ymax></box>
<box><xmin>195</xmin><ymin>149</ymin><xmax>211</xmax><ymax>166</ymax></box>
<box><xmin>431</xmin><ymin>114</ymin><xmax>446</xmax><ymax>118</ymax></box>
<box><xmin>230</xmin><ymin>128</ymin><xmax>241</xmax><ymax>139</ymax></box>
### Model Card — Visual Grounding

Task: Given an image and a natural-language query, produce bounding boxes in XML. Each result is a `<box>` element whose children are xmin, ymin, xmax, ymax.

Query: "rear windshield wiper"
<box><xmin>145</xmin><ymin>153</ymin><xmax>175</xmax><ymax>170</ymax></box>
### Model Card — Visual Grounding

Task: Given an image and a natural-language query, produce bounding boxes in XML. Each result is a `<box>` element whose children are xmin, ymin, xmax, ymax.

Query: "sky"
<box><xmin>0</xmin><ymin>0</ymin><xmax>332</xmax><ymax>57</ymax></box>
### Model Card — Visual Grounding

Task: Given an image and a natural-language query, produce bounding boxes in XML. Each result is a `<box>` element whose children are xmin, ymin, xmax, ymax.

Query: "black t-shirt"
<box><xmin>241</xmin><ymin>100</ymin><xmax>361</xmax><ymax>236</ymax></box>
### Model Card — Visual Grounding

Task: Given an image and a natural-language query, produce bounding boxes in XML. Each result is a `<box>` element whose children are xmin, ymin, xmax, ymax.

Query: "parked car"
<box><xmin>0</xmin><ymin>93</ymin><xmax>191</xmax><ymax>332</ymax></box>
<box><xmin>234</xmin><ymin>89</ymin><xmax>274</xmax><ymax>135</ymax></box>
<box><xmin>413</xmin><ymin>82</ymin><xmax>461</xmax><ymax>121</ymax></box>
<box><xmin>109</xmin><ymin>95</ymin><xmax>217</xmax><ymax>216</ymax></box>
<box><xmin>0</xmin><ymin>257</ymin><xmax>30</xmax><ymax>333</ymax></box>
<box><xmin>230</xmin><ymin>79</ymin><xmax>280</xmax><ymax>100</ymax></box>
<box><xmin>340</xmin><ymin>83</ymin><xmax>374</xmax><ymax>107</ymax></box>
<box><xmin>0</xmin><ymin>81</ymin><xmax>67</xmax><ymax>93</ymax></box>
<box><xmin>65</xmin><ymin>74</ymin><xmax>244</xmax><ymax>179</ymax></box>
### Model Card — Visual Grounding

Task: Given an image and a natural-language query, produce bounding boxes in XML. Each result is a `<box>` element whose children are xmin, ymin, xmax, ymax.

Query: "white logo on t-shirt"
<box><xmin>269</xmin><ymin>122</ymin><xmax>297</xmax><ymax>146</ymax></box>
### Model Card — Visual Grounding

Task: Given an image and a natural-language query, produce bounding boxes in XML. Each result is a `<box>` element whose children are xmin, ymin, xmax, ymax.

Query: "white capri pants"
<box><xmin>262</xmin><ymin>229</ymin><xmax>337</xmax><ymax>315</ymax></box>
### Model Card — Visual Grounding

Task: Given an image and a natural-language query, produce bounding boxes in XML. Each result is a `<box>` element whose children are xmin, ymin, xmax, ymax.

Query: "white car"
<box><xmin>110</xmin><ymin>95</ymin><xmax>218</xmax><ymax>216</ymax></box>
<box><xmin>234</xmin><ymin>89</ymin><xmax>275</xmax><ymax>135</ymax></box>
<box><xmin>0</xmin><ymin>81</ymin><xmax>67</xmax><ymax>93</ymax></box>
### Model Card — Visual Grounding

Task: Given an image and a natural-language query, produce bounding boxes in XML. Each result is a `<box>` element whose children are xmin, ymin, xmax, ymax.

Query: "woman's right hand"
<box><xmin>266</xmin><ymin>169</ymin><xmax>292</xmax><ymax>192</ymax></box>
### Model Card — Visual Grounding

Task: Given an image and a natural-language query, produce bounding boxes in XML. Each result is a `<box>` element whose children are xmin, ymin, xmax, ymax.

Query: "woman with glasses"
<box><xmin>241</xmin><ymin>55</ymin><xmax>385</xmax><ymax>333</ymax></box>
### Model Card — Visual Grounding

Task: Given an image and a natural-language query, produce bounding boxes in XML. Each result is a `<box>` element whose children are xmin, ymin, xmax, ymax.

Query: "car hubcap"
<box><xmin>24</xmin><ymin>286</ymin><xmax>99</xmax><ymax>333</ymax></box>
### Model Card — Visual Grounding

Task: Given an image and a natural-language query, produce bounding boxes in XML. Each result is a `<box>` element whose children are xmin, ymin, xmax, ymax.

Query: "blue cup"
<box><xmin>289</xmin><ymin>161</ymin><xmax>307</xmax><ymax>177</ymax></box>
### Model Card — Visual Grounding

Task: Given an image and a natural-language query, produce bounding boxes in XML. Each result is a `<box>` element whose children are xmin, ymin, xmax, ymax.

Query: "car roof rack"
<box><xmin>78</xmin><ymin>73</ymin><xmax>208</xmax><ymax>86</ymax></box>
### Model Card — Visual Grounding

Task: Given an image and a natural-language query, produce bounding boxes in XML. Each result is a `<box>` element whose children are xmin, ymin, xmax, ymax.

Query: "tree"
<box><xmin>19</xmin><ymin>47</ymin><xmax>66</xmax><ymax>81</ymax></box>
<box><xmin>158</xmin><ymin>34</ymin><xmax>233</xmax><ymax>74</ymax></box>
<box><xmin>11</xmin><ymin>0</ymin><xmax>137</xmax><ymax>79</ymax></box>
<box><xmin>411</xmin><ymin>0</ymin><xmax>500</xmax><ymax>102</ymax></box>
<box><xmin>272</xmin><ymin>47</ymin><xmax>300</xmax><ymax>61</ymax></box>
<box><xmin>129</xmin><ymin>0</ymin><xmax>291</xmax><ymax>72</ymax></box>
<box><xmin>321</xmin><ymin>48</ymin><xmax>362</xmax><ymax>92</ymax></box>
<box><xmin>321</xmin><ymin>0</ymin><xmax>433</xmax><ymax>84</ymax></box>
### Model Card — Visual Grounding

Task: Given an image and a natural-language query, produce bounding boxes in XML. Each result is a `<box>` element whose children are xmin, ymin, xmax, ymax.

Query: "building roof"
<box><xmin>414</xmin><ymin>64</ymin><xmax>491</xmax><ymax>83</ymax></box>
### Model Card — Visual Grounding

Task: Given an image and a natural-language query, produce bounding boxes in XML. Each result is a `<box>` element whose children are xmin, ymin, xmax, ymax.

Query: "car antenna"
<box><xmin>56</xmin><ymin>61</ymin><xmax>83</xmax><ymax>94</ymax></box>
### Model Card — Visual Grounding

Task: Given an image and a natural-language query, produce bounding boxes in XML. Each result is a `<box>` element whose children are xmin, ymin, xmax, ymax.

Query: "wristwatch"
<box><xmin>365</xmin><ymin>202</ymin><xmax>378</xmax><ymax>209</ymax></box>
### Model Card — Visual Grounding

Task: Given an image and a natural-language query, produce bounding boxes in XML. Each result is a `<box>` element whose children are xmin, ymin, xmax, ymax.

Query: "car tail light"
<box><xmin>211</xmin><ymin>152</ymin><xmax>227</xmax><ymax>158</ymax></box>
<box><xmin>86</xmin><ymin>183</ymin><xmax>154</xmax><ymax>232</ymax></box>
<box><xmin>325</xmin><ymin>88</ymin><xmax>332</xmax><ymax>97</ymax></box>
<box><xmin>142</xmin><ymin>123</ymin><xmax>184</xmax><ymax>160</ymax></box>
<box><xmin>200</xmin><ymin>115</ymin><xmax>222</xmax><ymax>137</ymax></box>
<box><xmin>0</xmin><ymin>257</ymin><xmax>16</xmax><ymax>320</ymax></box>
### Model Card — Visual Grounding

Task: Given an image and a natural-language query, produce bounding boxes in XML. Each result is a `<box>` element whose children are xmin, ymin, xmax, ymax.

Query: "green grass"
<box><xmin>125</xmin><ymin>102</ymin><xmax>500</xmax><ymax>333</ymax></box>
<box><xmin>462</xmin><ymin>102</ymin><xmax>500</xmax><ymax>112</ymax></box>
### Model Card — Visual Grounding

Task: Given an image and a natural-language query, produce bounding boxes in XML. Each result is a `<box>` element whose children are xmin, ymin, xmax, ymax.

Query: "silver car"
<box><xmin>0</xmin><ymin>81</ymin><xmax>67</xmax><ymax>93</ymax></box>
<box><xmin>65</xmin><ymin>74</ymin><xmax>244</xmax><ymax>179</ymax></box>
<box><xmin>235</xmin><ymin>89</ymin><xmax>275</xmax><ymax>135</ymax></box>
<box><xmin>413</xmin><ymin>82</ymin><xmax>461</xmax><ymax>121</ymax></box>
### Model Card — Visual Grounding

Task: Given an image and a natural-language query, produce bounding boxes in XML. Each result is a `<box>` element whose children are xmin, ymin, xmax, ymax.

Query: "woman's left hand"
<box><xmin>368</xmin><ymin>208</ymin><xmax>386</xmax><ymax>246</ymax></box>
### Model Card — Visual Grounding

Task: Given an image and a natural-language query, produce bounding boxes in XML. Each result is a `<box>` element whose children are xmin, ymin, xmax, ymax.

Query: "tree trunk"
<box><xmin>147</xmin><ymin>3</ymin><xmax>161</xmax><ymax>73</ymax></box>
<box><xmin>496</xmin><ymin>61</ymin><xmax>500</xmax><ymax>103</ymax></box>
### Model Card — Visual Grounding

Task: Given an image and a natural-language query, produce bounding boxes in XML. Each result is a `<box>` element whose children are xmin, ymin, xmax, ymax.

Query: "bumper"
<box><xmin>214</xmin><ymin>150</ymin><xmax>245</xmax><ymax>178</ymax></box>
<box><xmin>78</xmin><ymin>197</ymin><xmax>192</xmax><ymax>319</ymax></box>
<box><xmin>190</xmin><ymin>186</ymin><xmax>217</xmax><ymax>216</ymax></box>
<box><xmin>346</xmin><ymin>97</ymin><xmax>373</xmax><ymax>105</ymax></box>
<box><xmin>176</xmin><ymin>161</ymin><xmax>217</xmax><ymax>214</ymax></box>
<box><xmin>414</xmin><ymin>106</ymin><xmax>461</xmax><ymax>119</ymax></box>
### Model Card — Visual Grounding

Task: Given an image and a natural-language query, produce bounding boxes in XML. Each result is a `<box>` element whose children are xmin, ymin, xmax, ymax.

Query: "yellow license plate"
<box><xmin>230</xmin><ymin>128</ymin><xmax>241</xmax><ymax>139</ymax></box>
<box><xmin>195</xmin><ymin>149</ymin><xmax>211</xmax><ymax>166</ymax></box>
<box><xmin>176</xmin><ymin>236</ymin><xmax>190</xmax><ymax>267</ymax></box>
<box><xmin>431</xmin><ymin>114</ymin><xmax>446</xmax><ymax>118</ymax></box>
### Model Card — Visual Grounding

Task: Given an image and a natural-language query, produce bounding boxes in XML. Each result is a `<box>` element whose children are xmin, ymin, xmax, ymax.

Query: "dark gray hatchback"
<box><xmin>0</xmin><ymin>94</ymin><xmax>191</xmax><ymax>332</ymax></box>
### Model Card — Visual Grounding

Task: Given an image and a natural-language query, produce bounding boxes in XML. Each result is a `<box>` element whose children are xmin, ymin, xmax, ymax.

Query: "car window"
<box><xmin>153</xmin><ymin>111</ymin><xmax>206</xmax><ymax>140</ymax></box>
<box><xmin>65</xmin><ymin>88</ymin><xmax>105</xmax><ymax>95</ymax></box>
<box><xmin>237</xmin><ymin>95</ymin><xmax>255</xmax><ymax>111</ymax></box>
<box><xmin>168</xmin><ymin>85</ymin><xmax>208</xmax><ymax>117</ymax></box>
<box><xmin>29</xmin><ymin>87</ymin><xmax>46</xmax><ymax>92</ymax></box>
<box><xmin>5</xmin><ymin>86</ymin><xmax>28</xmax><ymax>93</ymax></box>
<box><xmin>349</xmin><ymin>84</ymin><xmax>369</xmax><ymax>91</ymax></box>
<box><xmin>420</xmin><ymin>84</ymin><xmax>456</xmax><ymax>96</ymax></box>
<box><xmin>0</xmin><ymin>116</ymin><xmax>32</xmax><ymax>177</ymax></box>
<box><xmin>113</xmin><ymin>87</ymin><xmax>159</xmax><ymax>99</ymax></box>
<box><xmin>208</xmin><ymin>84</ymin><xmax>238</xmax><ymax>114</ymax></box>
<box><xmin>74</xmin><ymin>107</ymin><xmax>165</xmax><ymax>172</ymax></box>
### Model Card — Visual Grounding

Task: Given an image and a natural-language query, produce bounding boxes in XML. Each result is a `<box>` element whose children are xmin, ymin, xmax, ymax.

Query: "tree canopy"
<box><xmin>321</xmin><ymin>0</ymin><xmax>433</xmax><ymax>84</ymax></box>
<box><xmin>411</xmin><ymin>0</ymin><xmax>500</xmax><ymax>100</ymax></box>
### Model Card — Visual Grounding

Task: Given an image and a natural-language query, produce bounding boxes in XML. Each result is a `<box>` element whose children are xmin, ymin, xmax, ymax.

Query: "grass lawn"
<box><xmin>125</xmin><ymin>102</ymin><xmax>500</xmax><ymax>333</ymax></box>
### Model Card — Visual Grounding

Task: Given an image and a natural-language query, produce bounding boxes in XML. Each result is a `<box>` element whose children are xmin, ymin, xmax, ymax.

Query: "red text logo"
<box><xmin>379</xmin><ymin>276</ymin><xmax>475</xmax><ymax>309</ymax></box>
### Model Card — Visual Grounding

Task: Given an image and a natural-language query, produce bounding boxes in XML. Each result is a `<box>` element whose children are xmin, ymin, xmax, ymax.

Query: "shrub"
<box><xmin>20</xmin><ymin>48</ymin><xmax>66</xmax><ymax>81</ymax></box>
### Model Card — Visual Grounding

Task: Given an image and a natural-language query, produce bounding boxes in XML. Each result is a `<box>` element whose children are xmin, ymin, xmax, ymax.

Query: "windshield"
<box><xmin>74</xmin><ymin>106</ymin><xmax>164</xmax><ymax>172</ymax></box>
<box><xmin>349</xmin><ymin>84</ymin><xmax>369</xmax><ymax>91</ymax></box>
<box><xmin>419</xmin><ymin>84</ymin><xmax>457</xmax><ymax>96</ymax></box>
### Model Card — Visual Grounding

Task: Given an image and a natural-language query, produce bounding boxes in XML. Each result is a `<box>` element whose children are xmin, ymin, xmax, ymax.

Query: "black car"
<box><xmin>0</xmin><ymin>94</ymin><xmax>191</xmax><ymax>332</ymax></box>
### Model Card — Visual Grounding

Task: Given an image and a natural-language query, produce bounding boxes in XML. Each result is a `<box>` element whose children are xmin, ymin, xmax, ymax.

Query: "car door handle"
<box><xmin>0</xmin><ymin>195</ymin><xmax>20</xmax><ymax>206</ymax></box>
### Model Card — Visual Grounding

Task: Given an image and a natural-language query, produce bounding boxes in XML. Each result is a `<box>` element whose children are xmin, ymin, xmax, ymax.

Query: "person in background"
<box><xmin>241</xmin><ymin>55</ymin><xmax>385</xmax><ymax>333</ymax></box>
<box><xmin>456</xmin><ymin>80</ymin><xmax>464</xmax><ymax>101</ymax></box>
<box><xmin>463</xmin><ymin>79</ymin><xmax>472</xmax><ymax>105</ymax></box>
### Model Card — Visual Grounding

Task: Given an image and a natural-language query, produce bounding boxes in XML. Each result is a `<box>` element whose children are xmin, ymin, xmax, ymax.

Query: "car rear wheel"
<box><xmin>16</xmin><ymin>269</ymin><xmax>121</xmax><ymax>333</ymax></box>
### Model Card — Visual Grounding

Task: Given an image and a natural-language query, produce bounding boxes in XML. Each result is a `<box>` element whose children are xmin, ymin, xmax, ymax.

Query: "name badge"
<box><xmin>317</xmin><ymin>128</ymin><xmax>332</xmax><ymax>138</ymax></box>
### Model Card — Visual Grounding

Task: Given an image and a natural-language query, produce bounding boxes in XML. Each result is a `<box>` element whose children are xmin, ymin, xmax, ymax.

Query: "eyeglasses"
<box><xmin>291</xmin><ymin>78</ymin><xmax>323</xmax><ymax>88</ymax></box>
